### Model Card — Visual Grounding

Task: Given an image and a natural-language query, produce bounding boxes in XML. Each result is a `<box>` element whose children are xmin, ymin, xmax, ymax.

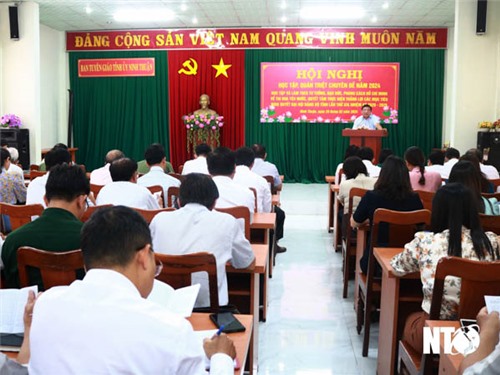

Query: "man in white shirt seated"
<box><xmin>358</xmin><ymin>147</ymin><xmax>381</xmax><ymax>178</ymax></box>
<box><xmin>26</xmin><ymin>148</ymin><xmax>72</xmax><ymax>208</ymax></box>
<box><xmin>467</xmin><ymin>148</ymin><xmax>500</xmax><ymax>179</ymax></box>
<box><xmin>29</xmin><ymin>206</ymin><xmax>236</xmax><ymax>374</ymax></box>
<box><xmin>234</xmin><ymin>147</ymin><xmax>271</xmax><ymax>213</ymax></box>
<box><xmin>441</xmin><ymin>147</ymin><xmax>460</xmax><ymax>179</ymax></box>
<box><xmin>96</xmin><ymin>158</ymin><xmax>160</xmax><ymax>210</ymax></box>
<box><xmin>150</xmin><ymin>173</ymin><xmax>255</xmax><ymax>308</ymax></box>
<box><xmin>137</xmin><ymin>143</ymin><xmax>180</xmax><ymax>197</ymax></box>
<box><xmin>207</xmin><ymin>147</ymin><xmax>255</xmax><ymax>222</ymax></box>
<box><xmin>182</xmin><ymin>143</ymin><xmax>211</xmax><ymax>175</ymax></box>
<box><xmin>425</xmin><ymin>149</ymin><xmax>446</xmax><ymax>177</ymax></box>
<box><xmin>89</xmin><ymin>149</ymin><xmax>124</xmax><ymax>186</ymax></box>
<box><xmin>250</xmin><ymin>143</ymin><xmax>287</xmax><ymax>253</ymax></box>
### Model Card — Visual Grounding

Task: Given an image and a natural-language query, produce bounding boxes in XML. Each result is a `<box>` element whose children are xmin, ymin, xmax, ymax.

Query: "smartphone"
<box><xmin>209</xmin><ymin>312</ymin><xmax>246</xmax><ymax>333</ymax></box>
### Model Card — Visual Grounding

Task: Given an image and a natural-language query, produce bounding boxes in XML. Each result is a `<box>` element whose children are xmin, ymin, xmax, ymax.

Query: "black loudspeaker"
<box><xmin>477</xmin><ymin>0</ymin><xmax>487</xmax><ymax>35</ymax></box>
<box><xmin>479</xmin><ymin>131</ymin><xmax>500</xmax><ymax>172</ymax></box>
<box><xmin>0</xmin><ymin>129</ymin><xmax>30</xmax><ymax>169</ymax></box>
<box><xmin>9</xmin><ymin>6</ymin><xmax>19</xmax><ymax>40</ymax></box>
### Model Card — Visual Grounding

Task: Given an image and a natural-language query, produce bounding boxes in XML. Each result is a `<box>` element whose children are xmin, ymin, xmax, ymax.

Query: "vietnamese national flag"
<box><xmin>168</xmin><ymin>50</ymin><xmax>245</xmax><ymax>169</ymax></box>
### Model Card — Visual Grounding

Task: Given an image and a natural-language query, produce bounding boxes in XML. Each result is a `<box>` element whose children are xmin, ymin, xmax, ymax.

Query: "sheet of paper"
<box><xmin>485</xmin><ymin>295</ymin><xmax>500</xmax><ymax>314</ymax></box>
<box><xmin>147</xmin><ymin>280</ymin><xmax>200</xmax><ymax>317</ymax></box>
<box><xmin>0</xmin><ymin>285</ymin><xmax>38</xmax><ymax>333</ymax></box>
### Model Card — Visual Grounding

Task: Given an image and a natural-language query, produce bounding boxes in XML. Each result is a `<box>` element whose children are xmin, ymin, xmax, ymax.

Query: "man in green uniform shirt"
<box><xmin>1</xmin><ymin>164</ymin><xmax>89</xmax><ymax>289</ymax></box>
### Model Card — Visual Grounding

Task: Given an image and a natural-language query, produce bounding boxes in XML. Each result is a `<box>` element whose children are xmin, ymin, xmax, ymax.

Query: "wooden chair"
<box><xmin>489</xmin><ymin>178</ymin><xmax>500</xmax><ymax>191</ymax></box>
<box><xmin>263</xmin><ymin>175</ymin><xmax>277</xmax><ymax>195</ymax></box>
<box><xmin>147</xmin><ymin>185</ymin><xmax>165</xmax><ymax>208</ymax></box>
<box><xmin>169</xmin><ymin>173</ymin><xmax>185</xmax><ymax>183</ymax></box>
<box><xmin>17</xmin><ymin>247</ymin><xmax>85</xmax><ymax>289</ymax></box>
<box><xmin>30</xmin><ymin>170</ymin><xmax>47</xmax><ymax>180</ymax></box>
<box><xmin>482</xmin><ymin>191</ymin><xmax>500</xmax><ymax>200</ymax></box>
<box><xmin>399</xmin><ymin>256</ymin><xmax>500</xmax><ymax>375</ymax></box>
<box><xmin>0</xmin><ymin>203</ymin><xmax>44</xmax><ymax>231</ymax></box>
<box><xmin>215</xmin><ymin>206</ymin><xmax>251</xmax><ymax>241</ymax></box>
<box><xmin>416</xmin><ymin>190</ymin><xmax>435</xmax><ymax>211</ymax></box>
<box><xmin>29</xmin><ymin>164</ymin><xmax>40</xmax><ymax>171</ymax></box>
<box><xmin>479</xmin><ymin>213</ymin><xmax>500</xmax><ymax>234</ymax></box>
<box><xmin>342</xmin><ymin>188</ymin><xmax>369</xmax><ymax>298</ymax></box>
<box><xmin>80</xmin><ymin>204</ymin><xmax>112</xmax><ymax>222</ymax></box>
<box><xmin>358</xmin><ymin>208</ymin><xmax>431</xmax><ymax>357</ymax></box>
<box><xmin>249</xmin><ymin>187</ymin><xmax>258</xmax><ymax>213</ymax></box>
<box><xmin>167</xmin><ymin>186</ymin><xmax>180</xmax><ymax>208</ymax></box>
<box><xmin>178</xmin><ymin>164</ymin><xmax>184</xmax><ymax>174</ymax></box>
<box><xmin>90</xmin><ymin>183</ymin><xmax>104</xmax><ymax>198</ymax></box>
<box><xmin>132</xmin><ymin>207</ymin><xmax>175</xmax><ymax>224</ymax></box>
<box><xmin>154</xmin><ymin>252</ymin><xmax>219</xmax><ymax>312</ymax></box>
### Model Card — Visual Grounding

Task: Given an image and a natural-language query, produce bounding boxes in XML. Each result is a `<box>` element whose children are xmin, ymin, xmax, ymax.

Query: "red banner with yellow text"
<box><xmin>260</xmin><ymin>62</ymin><xmax>399</xmax><ymax>124</ymax></box>
<box><xmin>78</xmin><ymin>58</ymin><xmax>155</xmax><ymax>77</ymax></box>
<box><xmin>67</xmin><ymin>28</ymin><xmax>447</xmax><ymax>51</ymax></box>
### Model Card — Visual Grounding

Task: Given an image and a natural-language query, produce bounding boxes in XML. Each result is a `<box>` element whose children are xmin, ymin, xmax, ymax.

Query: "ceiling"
<box><xmin>14</xmin><ymin>0</ymin><xmax>455</xmax><ymax>32</ymax></box>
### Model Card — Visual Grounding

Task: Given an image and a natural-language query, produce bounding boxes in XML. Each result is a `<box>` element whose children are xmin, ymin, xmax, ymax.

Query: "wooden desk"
<box><xmin>250</xmin><ymin>212</ymin><xmax>275</xmax><ymax>322</ymax></box>
<box><xmin>41</xmin><ymin>147</ymin><xmax>78</xmax><ymax>163</ymax></box>
<box><xmin>325</xmin><ymin>175</ymin><xmax>335</xmax><ymax>233</ymax></box>
<box><xmin>374</xmin><ymin>247</ymin><xmax>422</xmax><ymax>375</ymax></box>
<box><xmin>354</xmin><ymin>224</ymin><xmax>369</xmax><ymax>310</ymax></box>
<box><xmin>188</xmin><ymin>312</ymin><xmax>253</xmax><ymax>375</ymax></box>
<box><xmin>227</xmin><ymin>243</ymin><xmax>268</xmax><ymax>373</ymax></box>
<box><xmin>425</xmin><ymin>320</ymin><xmax>462</xmax><ymax>375</ymax></box>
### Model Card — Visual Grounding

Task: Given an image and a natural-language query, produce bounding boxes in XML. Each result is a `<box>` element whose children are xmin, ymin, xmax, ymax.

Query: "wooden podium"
<box><xmin>342</xmin><ymin>129</ymin><xmax>388</xmax><ymax>162</ymax></box>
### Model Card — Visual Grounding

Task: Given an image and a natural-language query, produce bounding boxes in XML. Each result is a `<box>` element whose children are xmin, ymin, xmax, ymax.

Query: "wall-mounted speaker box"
<box><xmin>9</xmin><ymin>6</ymin><xmax>19</xmax><ymax>40</ymax></box>
<box><xmin>477</xmin><ymin>0</ymin><xmax>487</xmax><ymax>35</ymax></box>
<box><xmin>0</xmin><ymin>128</ymin><xmax>30</xmax><ymax>169</ymax></box>
<box><xmin>478</xmin><ymin>131</ymin><xmax>500</xmax><ymax>172</ymax></box>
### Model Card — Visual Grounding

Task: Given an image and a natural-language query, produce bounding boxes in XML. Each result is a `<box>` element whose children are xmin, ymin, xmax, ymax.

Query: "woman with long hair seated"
<box><xmin>449</xmin><ymin>160</ymin><xmax>498</xmax><ymax>215</ymax></box>
<box><xmin>351</xmin><ymin>155</ymin><xmax>423</xmax><ymax>274</ymax></box>
<box><xmin>391</xmin><ymin>183</ymin><xmax>500</xmax><ymax>355</ymax></box>
<box><xmin>337</xmin><ymin>156</ymin><xmax>376</xmax><ymax>238</ymax></box>
<box><xmin>404</xmin><ymin>146</ymin><xmax>442</xmax><ymax>192</ymax></box>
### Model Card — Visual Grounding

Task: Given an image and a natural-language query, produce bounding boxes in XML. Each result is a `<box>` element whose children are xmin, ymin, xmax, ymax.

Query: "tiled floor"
<box><xmin>258</xmin><ymin>183</ymin><xmax>378</xmax><ymax>375</ymax></box>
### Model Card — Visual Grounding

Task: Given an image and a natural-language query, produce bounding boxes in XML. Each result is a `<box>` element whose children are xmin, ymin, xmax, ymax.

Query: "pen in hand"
<box><xmin>215</xmin><ymin>325</ymin><xmax>225</xmax><ymax>336</ymax></box>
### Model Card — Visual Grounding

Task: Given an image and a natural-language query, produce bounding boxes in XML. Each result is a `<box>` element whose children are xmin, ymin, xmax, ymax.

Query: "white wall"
<box><xmin>40</xmin><ymin>24</ymin><xmax>69</xmax><ymax>150</ymax></box>
<box><xmin>444</xmin><ymin>0</ymin><xmax>500</xmax><ymax>154</ymax></box>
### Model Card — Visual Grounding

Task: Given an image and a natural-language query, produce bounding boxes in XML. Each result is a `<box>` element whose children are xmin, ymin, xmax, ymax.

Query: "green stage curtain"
<box><xmin>245</xmin><ymin>49</ymin><xmax>445</xmax><ymax>183</ymax></box>
<box><xmin>69</xmin><ymin>51</ymin><xmax>169</xmax><ymax>171</ymax></box>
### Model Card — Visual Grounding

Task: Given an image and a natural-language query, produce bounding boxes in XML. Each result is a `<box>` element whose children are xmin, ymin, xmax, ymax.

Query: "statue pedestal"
<box><xmin>187</xmin><ymin>128</ymin><xmax>220</xmax><ymax>154</ymax></box>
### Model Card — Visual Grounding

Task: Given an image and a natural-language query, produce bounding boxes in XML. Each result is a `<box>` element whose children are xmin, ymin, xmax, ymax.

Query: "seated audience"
<box><xmin>460</xmin><ymin>153</ymin><xmax>494</xmax><ymax>193</ymax></box>
<box><xmin>441</xmin><ymin>147</ymin><xmax>460</xmax><ymax>179</ymax></box>
<box><xmin>0</xmin><ymin>148</ymin><xmax>26</xmax><ymax>204</ymax></box>
<box><xmin>351</xmin><ymin>156</ymin><xmax>423</xmax><ymax>274</ymax></box>
<box><xmin>207</xmin><ymin>147</ymin><xmax>255</xmax><ymax>221</ymax></box>
<box><xmin>26</xmin><ymin>147</ymin><xmax>72</xmax><ymax>208</ymax></box>
<box><xmin>137</xmin><ymin>159</ymin><xmax>174</xmax><ymax>175</ymax></box>
<box><xmin>460</xmin><ymin>307</ymin><xmax>500</xmax><ymax>375</ymax></box>
<box><xmin>39</xmin><ymin>143</ymin><xmax>68</xmax><ymax>172</ymax></box>
<box><xmin>391</xmin><ymin>183</ymin><xmax>500</xmax><ymax>355</ymax></box>
<box><xmin>250</xmin><ymin>143</ymin><xmax>287</xmax><ymax>253</ymax></box>
<box><xmin>358</xmin><ymin>146</ymin><xmax>381</xmax><ymax>178</ymax></box>
<box><xmin>377</xmin><ymin>148</ymin><xmax>393</xmax><ymax>167</ymax></box>
<box><xmin>29</xmin><ymin>206</ymin><xmax>236</xmax><ymax>374</ymax></box>
<box><xmin>404</xmin><ymin>146</ymin><xmax>441</xmax><ymax>192</ymax></box>
<box><xmin>182</xmin><ymin>143</ymin><xmax>211</xmax><ymax>175</ymax></box>
<box><xmin>6</xmin><ymin>146</ymin><xmax>24</xmax><ymax>181</ymax></box>
<box><xmin>233</xmin><ymin>147</ymin><xmax>272</xmax><ymax>213</ymax></box>
<box><xmin>96</xmin><ymin>158</ymin><xmax>160</xmax><ymax>210</ymax></box>
<box><xmin>137</xmin><ymin>143</ymin><xmax>180</xmax><ymax>198</ymax></box>
<box><xmin>448</xmin><ymin>160</ymin><xmax>497</xmax><ymax>215</ymax></box>
<box><xmin>425</xmin><ymin>149</ymin><xmax>446</xmax><ymax>176</ymax></box>
<box><xmin>1</xmin><ymin>164</ymin><xmax>88</xmax><ymax>289</ymax></box>
<box><xmin>337</xmin><ymin>156</ymin><xmax>376</xmax><ymax>237</ymax></box>
<box><xmin>150</xmin><ymin>173</ymin><xmax>254</xmax><ymax>308</ymax></box>
<box><xmin>334</xmin><ymin>144</ymin><xmax>360</xmax><ymax>184</ymax></box>
<box><xmin>89</xmin><ymin>149</ymin><xmax>124</xmax><ymax>185</ymax></box>
<box><xmin>467</xmin><ymin>148</ymin><xmax>499</xmax><ymax>180</ymax></box>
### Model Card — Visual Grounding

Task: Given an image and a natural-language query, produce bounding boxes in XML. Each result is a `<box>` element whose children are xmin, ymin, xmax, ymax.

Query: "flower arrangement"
<box><xmin>183</xmin><ymin>114</ymin><xmax>224</xmax><ymax>152</ymax></box>
<box><xmin>0</xmin><ymin>114</ymin><xmax>22</xmax><ymax>128</ymax></box>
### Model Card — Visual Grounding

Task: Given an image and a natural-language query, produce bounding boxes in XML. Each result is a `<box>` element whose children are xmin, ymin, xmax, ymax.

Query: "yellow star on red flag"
<box><xmin>212</xmin><ymin>57</ymin><xmax>232</xmax><ymax>78</ymax></box>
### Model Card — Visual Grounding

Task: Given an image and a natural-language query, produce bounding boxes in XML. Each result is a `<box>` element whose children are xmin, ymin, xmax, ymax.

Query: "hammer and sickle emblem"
<box><xmin>178</xmin><ymin>58</ymin><xmax>198</xmax><ymax>75</ymax></box>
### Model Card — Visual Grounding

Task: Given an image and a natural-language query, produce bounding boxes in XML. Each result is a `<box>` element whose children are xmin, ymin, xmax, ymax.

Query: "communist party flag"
<box><xmin>168</xmin><ymin>50</ymin><xmax>246</xmax><ymax>168</ymax></box>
